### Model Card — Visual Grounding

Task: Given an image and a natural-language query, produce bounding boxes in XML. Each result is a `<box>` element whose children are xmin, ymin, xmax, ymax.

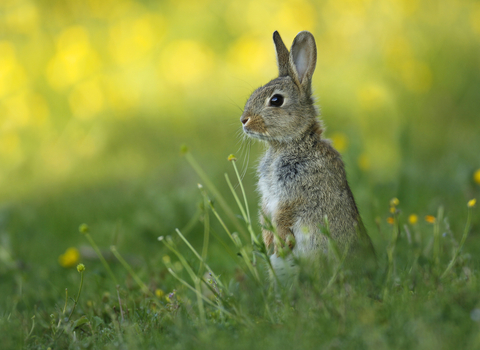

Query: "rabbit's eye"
<box><xmin>269</xmin><ymin>94</ymin><xmax>284</xmax><ymax>107</ymax></box>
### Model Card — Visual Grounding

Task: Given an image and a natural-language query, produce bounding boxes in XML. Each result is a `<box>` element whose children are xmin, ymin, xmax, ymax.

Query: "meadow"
<box><xmin>1</xmin><ymin>0</ymin><xmax>480</xmax><ymax>349</ymax></box>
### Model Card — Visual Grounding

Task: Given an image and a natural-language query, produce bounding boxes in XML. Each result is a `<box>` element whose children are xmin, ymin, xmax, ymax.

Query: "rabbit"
<box><xmin>240</xmin><ymin>31</ymin><xmax>375</xmax><ymax>281</ymax></box>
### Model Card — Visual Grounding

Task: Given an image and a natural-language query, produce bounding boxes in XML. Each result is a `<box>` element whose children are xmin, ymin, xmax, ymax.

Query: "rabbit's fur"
<box><xmin>240</xmin><ymin>31</ymin><xmax>374</xmax><ymax>279</ymax></box>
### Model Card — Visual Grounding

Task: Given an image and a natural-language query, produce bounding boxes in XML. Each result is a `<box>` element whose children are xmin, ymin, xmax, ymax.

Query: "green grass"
<box><xmin>1</xmin><ymin>148</ymin><xmax>479</xmax><ymax>350</ymax></box>
<box><xmin>2</xmin><ymin>1</ymin><xmax>480</xmax><ymax>347</ymax></box>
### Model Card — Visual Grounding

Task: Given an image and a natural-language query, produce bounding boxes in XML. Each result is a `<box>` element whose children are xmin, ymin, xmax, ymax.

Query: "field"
<box><xmin>1</xmin><ymin>0</ymin><xmax>480</xmax><ymax>349</ymax></box>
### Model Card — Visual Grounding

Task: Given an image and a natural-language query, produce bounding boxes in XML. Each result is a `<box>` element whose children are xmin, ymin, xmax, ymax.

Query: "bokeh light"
<box><xmin>0</xmin><ymin>0</ymin><xmax>479</xmax><ymax>199</ymax></box>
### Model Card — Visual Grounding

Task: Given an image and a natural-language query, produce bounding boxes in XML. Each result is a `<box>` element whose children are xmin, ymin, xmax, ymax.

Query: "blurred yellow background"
<box><xmin>1</xmin><ymin>0</ymin><xmax>479</xmax><ymax>200</ymax></box>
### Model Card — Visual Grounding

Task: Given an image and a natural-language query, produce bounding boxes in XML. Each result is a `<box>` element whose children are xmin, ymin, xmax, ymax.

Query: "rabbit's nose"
<box><xmin>241</xmin><ymin>116</ymin><xmax>250</xmax><ymax>125</ymax></box>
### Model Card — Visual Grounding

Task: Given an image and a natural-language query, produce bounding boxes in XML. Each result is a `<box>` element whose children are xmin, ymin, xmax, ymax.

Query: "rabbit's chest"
<box><xmin>258</xmin><ymin>172</ymin><xmax>280</xmax><ymax>216</ymax></box>
<box><xmin>258</xmin><ymin>155</ymin><xmax>306</xmax><ymax>216</ymax></box>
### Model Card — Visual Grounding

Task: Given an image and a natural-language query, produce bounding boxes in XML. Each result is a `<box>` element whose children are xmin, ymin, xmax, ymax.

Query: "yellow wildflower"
<box><xmin>331</xmin><ymin>132</ymin><xmax>348</xmax><ymax>153</ymax></box>
<box><xmin>390</xmin><ymin>198</ymin><xmax>399</xmax><ymax>207</ymax></box>
<box><xmin>425</xmin><ymin>215</ymin><xmax>436</xmax><ymax>224</ymax></box>
<box><xmin>408</xmin><ymin>214</ymin><xmax>418</xmax><ymax>225</ymax></box>
<box><xmin>227</xmin><ymin>154</ymin><xmax>237</xmax><ymax>161</ymax></box>
<box><xmin>390</xmin><ymin>206</ymin><xmax>396</xmax><ymax>214</ymax></box>
<box><xmin>358</xmin><ymin>153</ymin><xmax>370</xmax><ymax>171</ymax></box>
<box><xmin>58</xmin><ymin>247</ymin><xmax>80</xmax><ymax>268</ymax></box>
<box><xmin>387</xmin><ymin>217</ymin><xmax>395</xmax><ymax>225</ymax></box>
<box><xmin>155</xmin><ymin>289</ymin><xmax>164</xmax><ymax>298</ymax></box>
<box><xmin>468</xmin><ymin>199</ymin><xmax>476</xmax><ymax>208</ymax></box>
<box><xmin>474</xmin><ymin>169</ymin><xmax>480</xmax><ymax>185</ymax></box>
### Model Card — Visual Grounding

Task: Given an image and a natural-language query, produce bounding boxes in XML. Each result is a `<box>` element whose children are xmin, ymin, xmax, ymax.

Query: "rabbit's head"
<box><xmin>241</xmin><ymin>31</ymin><xmax>319</xmax><ymax>142</ymax></box>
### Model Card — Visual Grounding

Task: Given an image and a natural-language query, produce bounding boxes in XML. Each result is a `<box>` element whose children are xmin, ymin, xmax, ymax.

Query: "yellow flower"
<box><xmin>389</xmin><ymin>206</ymin><xmax>396</xmax><ymax>214</ymax></box>
<box><xmin>408</xmin><ymin>214</ymin><xmax>418</xmax><ymax>225</ymax></box>
<box><xmin>58</xmin><ymin>247</ymin><xmax>80</xmax><ymax>268</ymax></box>
<box><xmin>155</xmin><ymin>289</ymin><xmax>164</xmax><ymax>298</ymax></box>
<box><xmin>331</xmin><ymin>132</ymin><xmax>348</xmax><ymax>153</ymax></box>
<box><xmin>468</xmin><ymin>199</ymin><xmax>476</xmax><ymax>208</ymax></box>
<box><xmin>77</xmin><ymin>263</ymin><xmax>85</xmax><ymax>272</ymax></box>
<box><xmin>358</xmin><ymin>153</ymin><xmax>370</xmax><ymax>171</ymax></box>
<box><xmin>390</xmin><ymin>198</ymin><xmax>399</xmax><ymax>207</ymax></box>
<box><xmin>425</xmin><ymin>215</ymin><xmax>436</xmax><ymax>224</ymax></box>
<box><xmin>227</xmin><ymin>154</ymin><xmax>237</xmax><ymax>162</ymax></box>
<box><xmin>387</xmin><ymin>217</ymin><xmax>395</xmax><ymax>225</ymax></box>
<box><xmin>474</xmin><ymin>169</ymin><xmax>480</xmax><ymax>185</ymax></box>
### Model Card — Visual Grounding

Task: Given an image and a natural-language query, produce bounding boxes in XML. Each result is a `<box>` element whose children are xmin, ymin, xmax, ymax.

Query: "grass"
<box><xmin>1</xmin><ymin>148</ymin><xmax>479</xmax><ymax>350</ymax></box>
<box><xmin>2</xmin><ymin>1</ymin><xmax>480</xmax><ymax>347</ymax></box>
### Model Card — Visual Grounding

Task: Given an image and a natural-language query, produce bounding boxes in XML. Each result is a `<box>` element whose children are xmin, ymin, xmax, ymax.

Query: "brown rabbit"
<box><xmin>240</xmin><ymin>31</ymin><xmax>374</xmax><ymax>280</ymax></box>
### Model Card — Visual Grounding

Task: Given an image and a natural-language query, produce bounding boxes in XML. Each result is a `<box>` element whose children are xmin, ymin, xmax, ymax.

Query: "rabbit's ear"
<box><xmin>290</xmin><ymin>31</ymin><xmax>317</xmax><ymax>89</ymax></box>
<box><xmin>273</xmin><ymin>31</ymin><xmax>291</xmax><ymax>77</ymax></box>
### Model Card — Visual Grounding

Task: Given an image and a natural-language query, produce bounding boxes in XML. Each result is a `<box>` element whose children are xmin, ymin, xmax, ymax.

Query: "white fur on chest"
<box><xmin>258</xmin><ymin>155</ymin><xmax>318</xmax><ymax>257</ymax></box>
<box><xmin>258</xmin><ymin>173</ymin><xmax>279</xmax><ymax>216</ymax></box>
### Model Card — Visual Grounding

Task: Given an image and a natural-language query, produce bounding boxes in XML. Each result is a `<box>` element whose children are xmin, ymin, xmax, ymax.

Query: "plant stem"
<box><xmin>67</xmin><ymin>271</ymin><xmax>84</xmax><ymax>322</ymax></box>
<box><xmin>84</xmin><ymin>233</ymin><xmax>118</xmax><ymax>285</ymax></box>
<box><xmin>231</xmin><ymin>160</ymin><xmax>251</xmax><ymax>226</ymax></box>
<box><xmin>225</xmin><ymin>173</ymin><xmax>260</xmax><ymax>246</ymax></box>
<box><xmin>433</xmin><ymin>206</ymin><xmax>443</xmax><ymax>267</ymax></box>
<box><xmin>175</xmin><ymin>228</ymin><xmax>227</xmax><ymax>291</ymax></box>
<box><xmin>24</xmin><ymin>316</ymin><xmax>35</xmax><ymax>342</ymax></box>
<box><xmin>383</xmin><ymin>211</ymin><xmax>399</xmax><ymax>301</ymax></box>
<box><xmin>167</xmin><ymin>268</ymin><xmax>235</xmax><ymax>318</ymax></box>
<box><xmin>208</xmin><ymin>200</ymin><xmax>260</xmax><ymax>283</ymax></box>
<box><xmin>159</xmin><ymin>236</ymin><xmax>206</xmax><ymax>325</ymax></box>
<box><xmin>184</xmin><ymin>151</ymin><xmax>248</xmax><ymax>239</ymax></box>
<box><xmin>198</xmin><ymin>194</ymin><xmax>210</xmax><ymax>277</ymax></box>
<box><xmin>441</xmin><ymin>205</ymin><xmax>473</xmax><ymax>279</ymax></box>
<box><xmin>110</xmin><ymin>246</ymin><xmax>150</xmax><ymax>295</ymax></box>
